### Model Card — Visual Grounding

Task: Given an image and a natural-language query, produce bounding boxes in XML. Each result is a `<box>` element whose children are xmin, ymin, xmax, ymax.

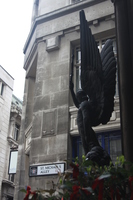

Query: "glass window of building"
<box><xmin>13</xmin><ymin>124</ymin><xmax>20</xmax><ymax>141</ymax></box>
<box><xmin>72</xmin><ymin>130</ymin><xmax>121</xmax><ymax>163</ymax></box>
<box><xmin>74</xmin><ymin>38</ymin><xmax>118</xmax><ymax>96</ymax></box>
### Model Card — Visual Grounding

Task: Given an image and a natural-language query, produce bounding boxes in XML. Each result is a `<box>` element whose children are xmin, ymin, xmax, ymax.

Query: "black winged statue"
<box><xmin>70</xmin><ymin>10</ymin><xmax>116</xmax><ymax>166</ymax></box>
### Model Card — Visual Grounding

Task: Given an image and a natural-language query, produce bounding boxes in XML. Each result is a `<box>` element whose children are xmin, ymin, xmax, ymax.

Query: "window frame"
<box><xmin>8</xmin><ymin>150</ymin><xmax>18</xmax><ymax>175</ymax></box>
<box><xmin>13</xmin><ymin>124</ymin><xmax>20</xmax><ymax>141</ymax></box>
<box><xmin>73</xmin><ymin>37</ymin><xmax>118</xmax><ymax>96</ymax></box>
<box><xmin>72</xmin><ymin>130</ymin><xmax>121</xmax><ymax>163</ymax></box>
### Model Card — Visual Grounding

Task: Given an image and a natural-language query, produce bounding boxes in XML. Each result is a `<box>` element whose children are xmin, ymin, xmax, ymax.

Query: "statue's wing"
<box><xmin>100</xmin><ymin>40</ymin><xmax>116</xmax><ymax>124</ymax></box>
<box><xmin>80</xmin><ymin>10</ymin><xmax>104</xmax><ymax>112</ymax></box>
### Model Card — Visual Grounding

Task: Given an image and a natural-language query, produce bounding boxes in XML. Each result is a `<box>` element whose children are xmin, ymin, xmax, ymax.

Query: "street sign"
<box><xmin>29</xmin><ymin>163</ymin><xmax>65</xmax><ymax>177</ymax></box>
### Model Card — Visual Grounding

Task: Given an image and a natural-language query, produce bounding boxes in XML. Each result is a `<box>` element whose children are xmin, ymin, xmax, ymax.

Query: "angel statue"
<box><xmin>70</xmin><ymin>10</ymin><xmax>116</xmax><ymax>166</ymax></box>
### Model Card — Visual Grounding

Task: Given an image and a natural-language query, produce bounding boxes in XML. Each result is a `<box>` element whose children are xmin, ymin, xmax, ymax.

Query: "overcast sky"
<box><xmin>0</xmin><ymin>0</ymin><xmax>33</xmax><ymax>101</ymax></box>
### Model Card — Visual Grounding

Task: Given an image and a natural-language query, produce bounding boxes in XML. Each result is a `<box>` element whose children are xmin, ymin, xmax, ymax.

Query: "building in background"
<box><xmin>15</xmin><ymin>0</ymin><xmax>120</xmax><ymax>199</ymax></box>
<box><xmin>0</xmin><ymin>65</ymin><xmax>22</xmax><ymax>200</ymax></box>
<box><xmin>0</xmin><ymin>65</ymin><xmax>14</xmax><ymax>199</ymax></box>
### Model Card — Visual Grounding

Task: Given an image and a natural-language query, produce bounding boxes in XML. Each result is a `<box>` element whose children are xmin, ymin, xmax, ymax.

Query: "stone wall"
<box><xmin>0</xmin><ymin>66</ymin><xmax>14</xmax><ymax>198</ymax></box>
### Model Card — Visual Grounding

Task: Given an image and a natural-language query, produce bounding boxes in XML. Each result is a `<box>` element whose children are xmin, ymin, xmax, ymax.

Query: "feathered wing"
<box><xmin>80</xmin><ymin>10</ymin><xmax>104</xmax><ymax>122</ymax></box>
<box><xmin>100</xmin><ymin>40</ymin><xmax>116</xmax><ymax>124</ymax></box>
<box><xmin>80</xmin><ymin>10</ymin><xmax>116</xmax><ymax>125</ymax></box>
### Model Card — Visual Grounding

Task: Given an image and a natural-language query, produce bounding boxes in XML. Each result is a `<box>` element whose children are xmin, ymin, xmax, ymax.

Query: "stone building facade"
<box><xmin>0</xmin><ymin>65</ymin><xmax>14</xmax><ymax>199</ymax></box>
<box><xmin>2</xmin><ymin>95</ymin><xmax>22</xmax><ymax>200</ymax></box>
<box><xmin>15</xmin><ymin>0</ymin><xmax>120</xmax><ymax>199</ymax></box>
<box><xmin>0</xmin><ymin>66</ymin><xmax>22</xmax><ymax>199</ymax></box>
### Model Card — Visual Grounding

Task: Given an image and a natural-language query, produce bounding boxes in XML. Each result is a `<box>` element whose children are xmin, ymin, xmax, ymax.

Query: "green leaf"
<box><xmin>20</xmin><ymin>188</ymin><xmax>27</xmax><ymax>193</ymax></box>
<box><xmin>99</xmin><ymin>173</ymin><xmax>111</xmax><ymax>180</ymax></box>
<box><xmin>41</xmin><ymin>189</ymin><xmax>55</xmax><ymax>196</ymax></box>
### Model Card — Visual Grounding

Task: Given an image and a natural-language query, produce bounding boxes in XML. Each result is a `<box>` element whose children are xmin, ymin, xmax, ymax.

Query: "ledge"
<box><xmin>23</xmin><ymin>0</ymin><xmax>107</xmax><ymax>54</ymax></box>
<box><xmin>2</xmin><ymin>179</ymin><xmax>15</xmax><ymax>187</ymax></box>
<box><xmin>7</xmin><ymin>137</ymin><xmax>18</xmax><ymax>148</ymax></box>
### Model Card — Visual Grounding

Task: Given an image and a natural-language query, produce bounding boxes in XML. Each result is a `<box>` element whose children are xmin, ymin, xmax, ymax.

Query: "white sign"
<box><xmin>8</xmin><ymin>151</ymin><xmax>18</xmax><ymax>174</ymax></box>
<box><xmin>29</xmin><ymin>163</ymin><xmax>65</xmax><ymax>177</ymax></box>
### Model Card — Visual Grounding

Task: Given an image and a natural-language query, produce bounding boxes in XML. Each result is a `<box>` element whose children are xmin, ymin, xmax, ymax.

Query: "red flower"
<box><xmin>24</xmin><ymin>186</ymin><xmax>36</xmax><ymax>200</ymax></box>
<box><xmin>81</xmin><ymin>187</ymin><xmax>90</xmax><ymax>196</ymax></box>
<box><xmin>70</xmin><ymin>163</ymin><xmax>79</xmax><ymax>179</ymax></box>
<box><xmin>116</xmin><ymin>188</ymin><xmax>121</xmax><ymax>200</ymax></box>
<box><xmin>70</xmin><ymin>185</ymin><xmax>90</xmax><ymax>199</ymax></box>
<box><xmin>70</xmin><ymin>185</ymin><xmax>80</xmax><ymax>200</ymax></box>
<box><xmin>92</xmin><ymin>178</ymin><xmax>104</xmax><ymax>200</ymax></box>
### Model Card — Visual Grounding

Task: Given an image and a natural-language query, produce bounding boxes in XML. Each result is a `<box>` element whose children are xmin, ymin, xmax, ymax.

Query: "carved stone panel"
<box><xmin>42</xmin><ymin>110</ymin><xmax>57</xmax><ymax>137</ymax></box>
<box><xmin>25</xmin><ymin>123</ymin><xmax>32</xmax><ymax>155</ymax></box>
<box><xmin>46</xmin><ymin>36</ymin><xmax>60</xmax><ymax>52</ymax></box>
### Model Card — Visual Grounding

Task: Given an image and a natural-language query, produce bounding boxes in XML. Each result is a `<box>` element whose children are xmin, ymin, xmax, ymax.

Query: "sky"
<box><xmin>0</xmin><ymin>0</ymin><xmax>33</xmax><ymax>101</ymax></box>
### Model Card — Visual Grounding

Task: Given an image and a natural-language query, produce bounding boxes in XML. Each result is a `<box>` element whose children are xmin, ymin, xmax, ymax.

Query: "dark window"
<box><xmin>72</xmin><ymin>136</ymin><xmax>84</xmax><ymax>161</ymax></box>
<box><xmin>97</xmin><ymin>131</ymin><xmax>122</xmax><ymax>163</ymax></box>
<box><xmin>72</xmin><ymin>130</ymin><xmax>122</xmax><ymax>164</ymax></box>
<box><xmin>7</xmin><ymin>196</ymin><xmax>13</xmax><ymax>200</ymax></box>
<box><xmin>14</xmin><ymin>124</ymin><xmax>20</xmax><ymax>141</ymax></box>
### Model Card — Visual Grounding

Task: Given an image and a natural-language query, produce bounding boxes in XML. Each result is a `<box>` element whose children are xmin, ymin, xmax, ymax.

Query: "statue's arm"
<box><xmin>70</xmin><ymin>80</ymin><xmax>79</xmax><ymax>109</ymax></box>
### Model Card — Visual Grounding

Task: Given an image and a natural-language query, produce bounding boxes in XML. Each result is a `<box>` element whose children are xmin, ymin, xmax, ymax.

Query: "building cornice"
<box><xmin>0</xmin><ymin>65</ymin><xmax>14</xmax><ymax>80</ymax></box>
<box><xmin>23</xmin><ymin>0</ymin><xmax>107</xmax><ymax>54</ymax></box>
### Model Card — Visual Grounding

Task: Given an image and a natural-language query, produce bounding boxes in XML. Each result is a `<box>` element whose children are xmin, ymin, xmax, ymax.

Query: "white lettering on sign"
<box><xmin>37</xmin><ymin>163</ymin><xmax>64</xmax><ymax>176</ymax></box>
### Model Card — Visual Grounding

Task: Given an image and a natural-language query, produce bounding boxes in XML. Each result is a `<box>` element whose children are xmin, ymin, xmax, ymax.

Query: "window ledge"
<box><xmin>2</xmin><ymin>179</ymin><xmax>15</xmax><ymax>187</ymax></box>
<box><xmin>7</xmin><ymin>136</ymin><xmax>18</xmax><ymax>148</ymax></box>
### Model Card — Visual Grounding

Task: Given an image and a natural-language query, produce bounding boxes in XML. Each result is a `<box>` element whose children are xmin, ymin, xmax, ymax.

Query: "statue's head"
<box><xmin>76</xmin><ymin>89</ymin><xmax>88</xmax><ymax>103</ymax></box>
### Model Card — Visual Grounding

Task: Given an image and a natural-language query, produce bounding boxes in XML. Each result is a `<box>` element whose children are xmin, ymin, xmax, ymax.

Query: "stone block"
<box><xmin>30</xmin><ymin>134</ymin><xmax>67</xmax><ymax>160</ymax></box>
<box><xmin>32</xmin><ymin>112</ymin><xmax>42</xmax><ymax>138</ymax></box>
<box><xmin>46</xmin><ymin>36</ymin><xmax>60</xmax><ymax>52</ymax></box>
<box><xmin>43</xmin><ymin>77</ymin><xmax>60</xmax><ymax>95</ymax></box>
<box><xmin>25</xmin><ymin>105</ymin><xmax>34</xmax><ymax>129</ymax></box>
<box><xmin>36</xmin><ymin>67</ymin><xmax>51</xmax><ymax>82</ymax></box>
<box><xmin>51</xmin><ymin>90</ymin><xmax>68</xmax><ymax>108</ymax></box>
<box><xmin>57</xmin><ymin>106</ymin><xmax>69</xmax><ymax>134</ymax></box>
<box><xmin>30</xmin><ymin>138</ymin><xmax>48</xmax><ymax>158</ymax></box>
<box><xmin>60</xmin><ymin>75</ymin><xmax>69</xmax><ymax>91</ymax></box>
<box><xmin>51</xmin><ymin>61</ymin><xmax>69</xmax><ymax>78</ymax></box>
<box><xmin>34</xmin><ymin>95</ymin><xmax>50</xmax><ymax>112</ymax></box>
<box><xmin>44</xmin><ymin>49</ymin><xmax>60</xmax><ymax>64</ymax></box>
<box><xmin>42</xmin><ymin>110</ymin><xmax>57</xmax><ymax>136</ymax></box>
<box><xmin>37</xmin><ymin>45</ymin><xmax>47</xmax><ymax>66</ymax></box>
<box><xmin>27</xmin><ymin>77</ymin><xmax>35</xmax><ymax>100</ymax></box>
<box><xmin>34</xmin><ymin>81</ymin><xmax>43</xmax><ymax>97</ymax></box>
<box><xmin>30</xmin><ymin>152</ymin><xmax>67</xmax><ymax>165</ymax></box>
<box><xmin>47</xmin><ymin>133</ymin><xmax>67</xmax><ymax>155</ymax></box>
